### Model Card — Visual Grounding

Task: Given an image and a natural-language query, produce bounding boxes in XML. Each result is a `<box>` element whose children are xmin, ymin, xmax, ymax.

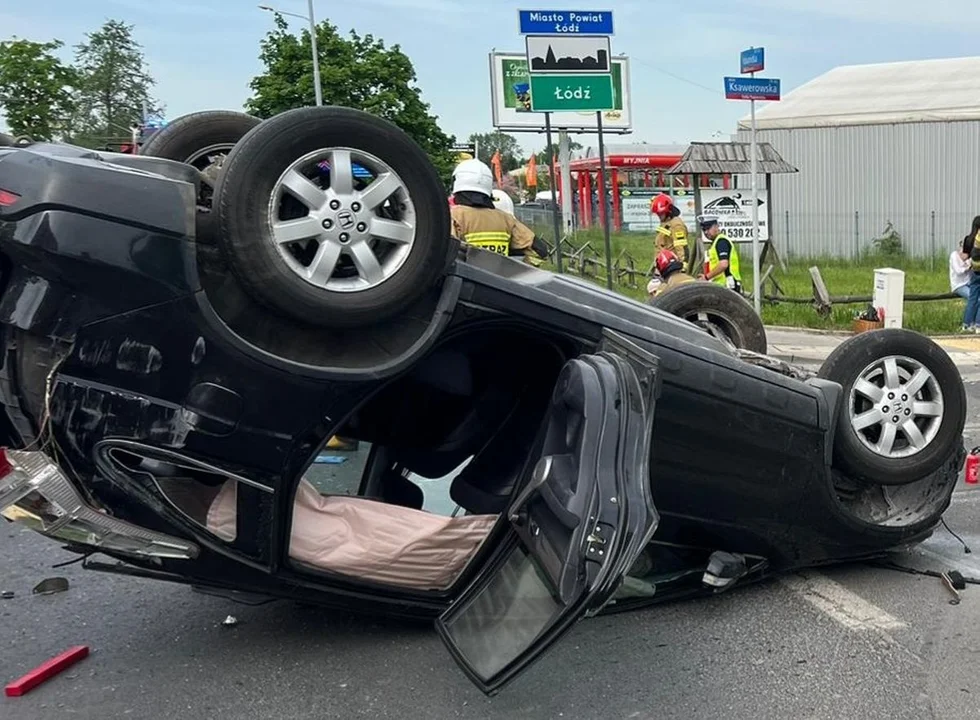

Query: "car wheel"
<box><xmin>817</xmin><ymin>328</ymin><xmax>965</xmax><ymax>485</ymax></box>
<box><xmin>648</xmin><ymin>282</ymin><xmax>767</xmax><ymax>354</ymax></box>
<box><xmin>214</xmin><ymin>105</ymin><xmax>453</xmax><ymax>330</ymax></box>
<box><xmin>140</xmin><ymin>110</ymin><xmax>262</xmax><ymax>245</ymax></box>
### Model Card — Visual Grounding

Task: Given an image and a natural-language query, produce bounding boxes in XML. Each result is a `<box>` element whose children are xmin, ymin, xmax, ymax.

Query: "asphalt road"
<box><xmin>3</xmin><ymin>385</ymin><xmax>980</xmax><ymax>719</ymax></box>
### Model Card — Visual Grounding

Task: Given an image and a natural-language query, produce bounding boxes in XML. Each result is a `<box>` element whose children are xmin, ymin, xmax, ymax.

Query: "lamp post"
<box><xmin>258</xmin><ymin>2</ymin><xmax>323</xmax><ymax>106</ymax></box>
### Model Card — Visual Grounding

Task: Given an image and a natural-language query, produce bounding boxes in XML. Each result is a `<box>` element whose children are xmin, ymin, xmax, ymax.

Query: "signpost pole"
<box><xmin>559</xmin><ymin>129</ymin><xmax>574</xmax><ymax>238</ymax></box>
<box><xmin>596</xmin><ymin>111</ymin><xmax>613</xmax><ymax>290</ymax></box>
<box><xmin>750</xmin><ymin>87</ymin><xmax>760</xmax><ymax>315</ymax></box>
<box><xmin>544</xmin><ymin>112</ymin><xmax>564</xmax><ymax>272</ymax></box>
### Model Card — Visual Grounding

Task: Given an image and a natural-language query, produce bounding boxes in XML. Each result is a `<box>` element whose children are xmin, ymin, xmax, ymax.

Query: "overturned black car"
<box><xmin>0</xmin><ymin>107</ymin><xmax>966</xmax><ymax>695</ymax></box>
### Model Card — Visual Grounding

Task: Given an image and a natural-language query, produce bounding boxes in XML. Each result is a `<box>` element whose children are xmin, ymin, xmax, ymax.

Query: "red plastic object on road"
<box><xmin>4</xmin><ymin>645</ymin><xmax>89</xmax><ymax>697</ymax></box>
<box><xmin>965</xmin><ymin>447</ymin><xmax>980</xmax><ymax>485</ymax></box>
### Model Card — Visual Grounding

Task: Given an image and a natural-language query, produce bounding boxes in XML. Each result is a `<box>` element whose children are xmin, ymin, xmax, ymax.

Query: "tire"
<box><xmin>140</xmin><ymin>111</ymin><xmax>261</xmax><ymax>244</ymax></box>
<box><xmin>649</xmin><ymin>282</ymin><xmax>767</xmax><ymax>354</ymax></box>
<box><xmin>817</xmin><ymin>328</ymin><xmax>965</xmax><ymax>485</ymax></box>
<box><xmin>214</xmin><ymin>105</ymin><xmax>453</xmax><ymax>330</ymax></box>
<box><xmin>139</xmin><ymin>110</ymin><xmax>260</xmax><ymax>171</ymax></box>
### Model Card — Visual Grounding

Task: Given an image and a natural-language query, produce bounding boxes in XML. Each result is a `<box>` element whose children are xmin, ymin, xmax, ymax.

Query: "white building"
<box><xmin>734</xmin><ymin>56</ymin><xmax>980</xmax><ymax>258</ymax></box>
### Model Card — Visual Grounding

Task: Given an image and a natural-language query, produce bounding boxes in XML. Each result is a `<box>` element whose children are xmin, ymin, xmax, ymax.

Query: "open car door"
<box><xmin>435</xmin><ymin>330</ymin><xmax>661</xmax><ymax>695</ymax></box>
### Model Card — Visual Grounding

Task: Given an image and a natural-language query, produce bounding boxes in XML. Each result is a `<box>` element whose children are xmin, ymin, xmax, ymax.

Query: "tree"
<box><xmin>535</xmin><ymin>139</ymin><xmax>582</xmax><ymax>165</ymax></box>
<box><xmin>469</xmin><ymin>131</ymin><xmax>524</xmax><ymax>173</ymax></box>
<box><xmin>0</xmin><ymin>38</ymin><xmax>77</xmax><ymax>140</ymax></box>
<box><xmin>247</xmin><ymin>15</ymin><xmax>455</xmax><ymax>180</ymax></box>
<box><xmin>71</xmin><ymin>20</ymin><xmax>160</xmax><ymax>147</ymax></box>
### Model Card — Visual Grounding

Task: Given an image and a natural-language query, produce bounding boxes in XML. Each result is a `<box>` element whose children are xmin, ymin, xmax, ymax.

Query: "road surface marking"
<box><xmin>781</xmin><ymin>571</ymin><xmax>906</xmax><ymax>631</ymax></box>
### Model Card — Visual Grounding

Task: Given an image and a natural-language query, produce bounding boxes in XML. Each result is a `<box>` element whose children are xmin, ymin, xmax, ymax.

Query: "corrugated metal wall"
<box><xmin>733</xmin><ymin>121</ymin><xmax>980</xmax><ymax>258</ymax></box>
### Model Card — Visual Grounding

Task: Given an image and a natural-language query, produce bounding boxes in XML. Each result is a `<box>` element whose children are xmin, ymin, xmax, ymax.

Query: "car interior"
<box><xmin>116</xmin><ymin>324</ymin><xmax>574</xmax><ymax>592</ymax></box>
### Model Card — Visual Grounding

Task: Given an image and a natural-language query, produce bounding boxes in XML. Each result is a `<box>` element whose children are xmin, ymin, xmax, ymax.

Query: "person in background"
<box><xmin>650</xmin><ymin>193</ymin><xmax>689</xmax><ymax>266</ymax></box>
<box><xmin>699</xmin><ymin>216</ymin><xmax>742</xmax><ymax>293</ymax></box>
<box><xmin>449</xmin><ymin>159</ymin><xmax>548</xmax><ymax>266</ymax></box>
<box><xmin>961</xmin><ymin>216</ymin><xmax>980</xmax><ymax>332</ymax></box>
<box><xmin>648</xmin><ymin>249</ymin><xmax>696</xmax><ymax>298</ymax></box>
<box><xmin>950</xmin><ymin>238</ymin><xmax>972</xmax><ymax>300</ymax></box>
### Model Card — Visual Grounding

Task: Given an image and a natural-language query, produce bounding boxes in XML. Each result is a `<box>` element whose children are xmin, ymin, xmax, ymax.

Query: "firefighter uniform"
<box><xmin>450</xmin><ymin>204</ymin><xmax>541</xmax><ymax>265</ymax></box>
<box><xmin>655</xmin><ymin>269</ymin><xmax>697</xmax><ymax>296</ymax></box>
<box><xmin>655</xmin><ymin>216</ymin><xmax>689</xmax><ymax>265</ymax></box>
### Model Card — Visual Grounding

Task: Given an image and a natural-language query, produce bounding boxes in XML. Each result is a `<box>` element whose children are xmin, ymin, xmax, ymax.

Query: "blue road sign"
<box><xmin>740</xmin><ymin>47</ymin><xmax>764</xmax><ymax>74</ymax></box>
<box><xmin>518</xmin><ymin>9</ymin><xmax>614</xmax><ymax>35</ymax></box>
<box><xmin>724</xmin><ymin>76</ymin><xmax>780</xmax><ymax>101</ymax></box>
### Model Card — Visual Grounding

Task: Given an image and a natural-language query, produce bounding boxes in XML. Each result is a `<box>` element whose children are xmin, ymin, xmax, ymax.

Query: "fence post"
<box><xmin>784</xmin><ymin>209</ymin><xmax>790</xmax><ymax>260</ymax></box>
<box><xmin>854</xmin><ymin>210</ymin><xmax>860</xmax><ymax>260</ymax></box>
<box><xmin>930</xmin><ymin>210</ymin><xmax>936</xmax><ymax>270</ymax></box>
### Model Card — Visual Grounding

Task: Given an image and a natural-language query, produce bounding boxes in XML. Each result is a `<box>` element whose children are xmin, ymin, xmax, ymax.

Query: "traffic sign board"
<box><xmin>529</xmin><ymin>74</ymin><xmax>614</xmax><ymax>111</ymax></box>
<box><xmin>452</xmin><ymin>142</ymin><xmax>477</xmax><ymax>158</ymax></box>
<box><xmin>740</xmin><ymin>47</ymin><xmax>764</xmax><ymax>74</ymax></box>
<box><xmin>724</xmin><ymin>76</ymin><xmax>780</xmax><ymax>101</ymax></box>
<box><xmin>518</xmin><ymin>9</ymin><xmax>614</xmax><ymax>35</ymax></box>
<box><xmin>526</xmin><ymin>35</ymin><xmax>611</xmax><ymax>74</ymax></box>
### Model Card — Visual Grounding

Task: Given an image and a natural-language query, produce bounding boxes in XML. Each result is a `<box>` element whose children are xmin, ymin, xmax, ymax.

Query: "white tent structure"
<box><xmin>739</xmin><ymin>56</ymin><xmax>980</xmax><ymax>130</ymax></box>
<box><xmin>733</xmin><ymin>56</ymin><xmax>980</xmax><ymax>258</ymax></box>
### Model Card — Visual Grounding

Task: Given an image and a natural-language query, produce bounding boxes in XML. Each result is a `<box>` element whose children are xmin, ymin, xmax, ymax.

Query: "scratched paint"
<box><xmin>75</xmin><ymin>339</ymin><xmax>114</xmax><ymax>368</ymax></box>
<box><xmin>116</xmin><ymin>340</ymin><xmax>163</xmax><ymax>375</ymax></box>
<box><xmin>191</xmin><ymin>337</ymin><xmax>206</xmax><ymax>366</ymax></box>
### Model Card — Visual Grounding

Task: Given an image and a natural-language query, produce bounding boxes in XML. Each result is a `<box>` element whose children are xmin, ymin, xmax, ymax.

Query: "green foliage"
<box><xmin>468</xmin><ymin>130</ymin><xmax>524</xmax><ymax>172</ymax></box>
<box><xmin>535</xmin><ymin>139</ymin><xmax>581</xmax><ymax>165</ymax></box>
<box><xmin>247</xmin><ymin>14</ymin><xmax>455</xmax><ymax>181</ymax></box>
<box><xmin>870</xmin><ymin>220</ymin><xmax>905</xmax><ymax>258</ymax></box>
<box><xmin>0</xmin><ymin>38</ymin><xmax>77</xmax><ymax>140</ymax></box>
<box><xmin>69</xmin><ymin>20</ymin><xmax>161</xmax><ymax>147</ymax></box>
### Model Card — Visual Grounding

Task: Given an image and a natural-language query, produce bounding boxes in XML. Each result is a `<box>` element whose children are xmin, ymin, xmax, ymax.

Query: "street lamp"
<box><xmin>258</xmin><ymin>1</ymin><xmax>323</xmax><ymax>107</ymax></box>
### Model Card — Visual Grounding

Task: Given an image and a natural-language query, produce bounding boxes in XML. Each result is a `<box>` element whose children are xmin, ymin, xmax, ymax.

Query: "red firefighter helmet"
<box><xmin>651</xmin><ymin>193</ymin><xmax>674</xmax><ymax>217</ymax></box>
<box><xmin>655</xmin><ymin>249</ymin><xmax>680</xmax><ymax>275</ymax></box>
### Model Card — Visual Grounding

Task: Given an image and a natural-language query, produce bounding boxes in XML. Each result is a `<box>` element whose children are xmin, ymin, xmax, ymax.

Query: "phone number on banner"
<box><xmin>718</xmin><ymin>221</ymin><xmax>767</xmax><ymax>240</ymax></box>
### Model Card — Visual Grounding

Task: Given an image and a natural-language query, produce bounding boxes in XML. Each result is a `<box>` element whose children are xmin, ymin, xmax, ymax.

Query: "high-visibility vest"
<box><xmin>707</xmin><ymin>233</ymin><xmax>742</xmax><ymax>287</ymax></box>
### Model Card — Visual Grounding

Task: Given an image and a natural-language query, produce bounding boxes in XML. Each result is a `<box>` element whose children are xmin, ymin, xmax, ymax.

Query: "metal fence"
<box><xmin>768</xmin><ymin>210</ymin><xmax>977</xmax><ymax>262</ymax></box>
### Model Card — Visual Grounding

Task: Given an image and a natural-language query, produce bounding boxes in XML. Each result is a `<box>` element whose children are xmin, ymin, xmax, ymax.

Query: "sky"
<box><xmin>2</xmin><ymin>0</ymin><xmax>980</xmax><ymax>156</ymax></box>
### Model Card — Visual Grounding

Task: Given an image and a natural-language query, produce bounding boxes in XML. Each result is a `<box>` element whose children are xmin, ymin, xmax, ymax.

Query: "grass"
<box><xmin>534</xmin><ymin>227</ymin><xmax>965</xmax><ymax>335</ymax></box>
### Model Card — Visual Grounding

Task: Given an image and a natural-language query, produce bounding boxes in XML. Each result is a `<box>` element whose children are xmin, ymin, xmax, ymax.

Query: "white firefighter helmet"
<box><xmin>451</xmin><ymin>158</ymin><xmax>494</xmax><ymax>197</ymax></box>
<box><xmin>491</xmin><ymin>189</ymin><xmax>515</xmax><ymax>214</ymax></box>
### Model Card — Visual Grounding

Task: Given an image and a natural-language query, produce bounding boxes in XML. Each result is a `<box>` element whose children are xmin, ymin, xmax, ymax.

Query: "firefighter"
<box><xmin>449</xmin><ymin>159</ymin><xmax>548</xmax><ymax>265</ymax></box>
<box><xmin>650</xmin><ymin>193</ymin><xmax>689</xmax><ymax>265</ymax></box>
<box><xmin>649</xmin><ymin>249</ymin><xmax>696</xmax><ymax>297</ymax></box>
<box><xmin>699</xmin><ymin>215</ymin><xmax>743</xmax><ymax>293</ymax></box>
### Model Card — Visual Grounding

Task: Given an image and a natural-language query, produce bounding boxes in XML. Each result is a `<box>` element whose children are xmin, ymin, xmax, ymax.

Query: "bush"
<box><xmin>870</xmin><ymin>221</ymin><xmax>904</xmax><ymax>257</ymax></box>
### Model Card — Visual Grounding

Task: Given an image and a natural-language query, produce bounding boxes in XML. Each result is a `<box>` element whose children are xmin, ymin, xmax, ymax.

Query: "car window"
<box><xmin>302</xmin><ymin>437</ymin><xmax>372</xmax><ymax>496</ymax></box>
<box><xmin>405</xmin><ymin>457</ymin><xmax>473</xmax><ymax>516</ymax></box>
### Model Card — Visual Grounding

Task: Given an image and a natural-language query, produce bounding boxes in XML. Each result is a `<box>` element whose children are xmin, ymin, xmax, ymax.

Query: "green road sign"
<box><xmin>528</xmin><ymin>74</ymin><xmax>614</xmax><ymax>112</ymax></box>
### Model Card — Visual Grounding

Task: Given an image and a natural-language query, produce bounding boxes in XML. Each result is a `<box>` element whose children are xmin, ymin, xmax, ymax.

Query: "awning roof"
<box><xmin>666</xmin><ymin>142</ymin><xmax>797</xmax><ymax>175</ymax></box>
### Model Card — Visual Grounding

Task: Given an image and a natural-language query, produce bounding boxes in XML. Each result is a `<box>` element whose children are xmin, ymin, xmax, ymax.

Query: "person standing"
<box><xmin>650</xmin><ymin>193</ymin><xmax>689</xmax><ymax>265</ymax></box>
<box><xmin>962</xmin><ymin>216</ymin><xmax>980</xmax><ymax>332</ymax></box>
<box><xmin>699</xmin><ymin>216</ymin><xmax>742</xmax><ymax>293</ymax></box>
<box><xmin>449</xmin><ymin>159</ymin><xmax>548</xmax><ymax>265</ymax></box>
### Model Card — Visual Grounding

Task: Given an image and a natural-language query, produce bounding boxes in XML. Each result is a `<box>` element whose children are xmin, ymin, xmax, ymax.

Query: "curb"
<box><xmin>764</xmin><ymin>325</ymin><xmax>969</xmax><ymax>341</ymax></box>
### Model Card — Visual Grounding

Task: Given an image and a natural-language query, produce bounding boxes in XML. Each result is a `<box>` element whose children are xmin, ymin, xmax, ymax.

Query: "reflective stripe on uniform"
<box><xmin>464</xmin><ymin>230</ymin><xmax>510</xmax><ymax>255</ymax></box>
